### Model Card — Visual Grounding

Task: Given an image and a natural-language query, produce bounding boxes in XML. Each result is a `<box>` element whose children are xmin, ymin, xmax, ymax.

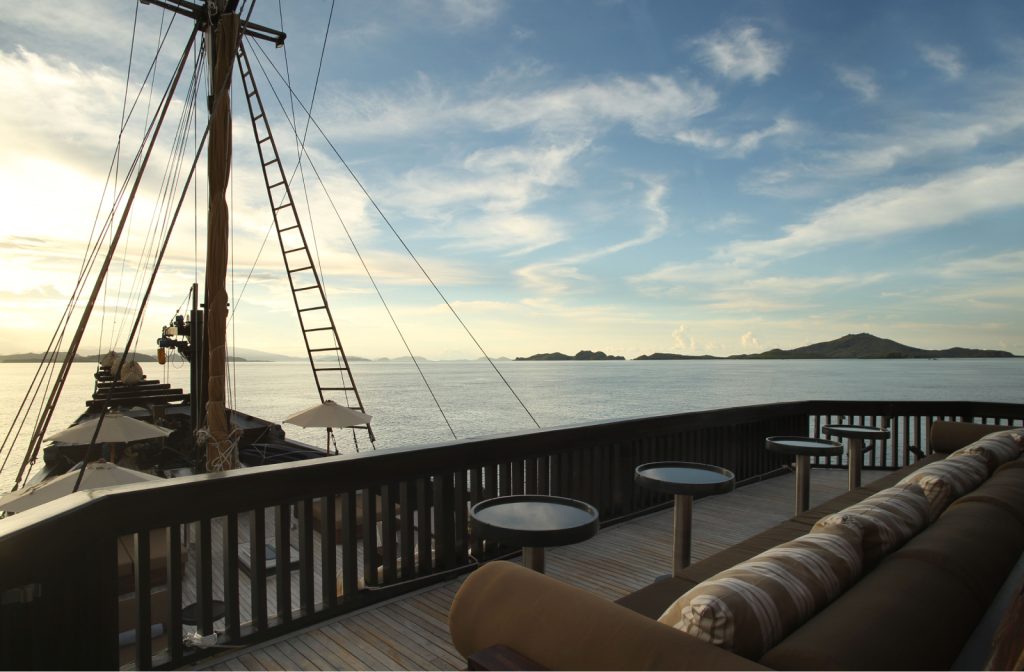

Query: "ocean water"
<box><xmin>1</xmin><ymin>358</ymin><xmax>1022</xmax><ymax>491</ymax></box>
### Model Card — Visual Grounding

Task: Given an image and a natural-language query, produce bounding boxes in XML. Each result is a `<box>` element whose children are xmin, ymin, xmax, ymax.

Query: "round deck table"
<box><xmin>470</xmin><ymin>495</ymin><xmax>599</xmax><ymax>573</ymax></box>
<box><xmin>822</xmin><ymin>424</ymin><xmax>891</xmax><ymax>490</ymax></box>
<box><xmin>766</xmin><ymin>436</ymin><xmax>843</xmax><ymax>515</ymax></box>
<box><xmin>634</xmin><ymin>462</ymin><xmax>735</xmax><ymax>577</ymax></box>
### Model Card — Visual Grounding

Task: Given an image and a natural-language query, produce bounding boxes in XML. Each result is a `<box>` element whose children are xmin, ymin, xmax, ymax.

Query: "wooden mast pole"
<box><xmin>203</xmin><ymin>0</ymin><xmax>239</xmax><ymax>471</ymax></box>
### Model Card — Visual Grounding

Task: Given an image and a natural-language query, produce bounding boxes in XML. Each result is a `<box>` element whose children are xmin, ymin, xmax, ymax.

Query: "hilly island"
<box><xmin>518</xmin><ymin>334</ymin><xmax>1016</xmax><ymax>361</ymax></box>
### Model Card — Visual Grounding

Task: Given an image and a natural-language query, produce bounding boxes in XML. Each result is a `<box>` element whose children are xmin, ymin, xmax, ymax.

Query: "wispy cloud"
<box><xmin>744</xmin><ymin>86</ymin><xmax>1024</xmax><ymax>196</ymax></box>
<box><xmin>692</xmin><ymin>25</ymin><xmax>786</xmax><ymax>83</ymax></box>
<box><xmin>835</xmin><ymin>65</ymin><xmax>879</xmax><ymax>101</ymax></box>
<box><xmin>676</xmin><ymin>117</ymin><xmax>798</xmax><ymax>157</ymax></box>
<box><xmin>732</xmin><ymin>158</ymin><xmax>1024</xmax><ymax>266</ymax></box>
<box><xmin>440</xmin><ymin>0</ymin><xmax>505</xmax><ymax>28</ymax></box>
<box><xmin>515</xmin><ymin>179</ymin><xmax>671</xmax><ymax>294</ymax></box>
<box><xmin>937</xmin><ymin>249</ymin><xmax>1024</xmax><ymax>278</ymax></box>
<box><xmin>919</xmin><ymin>44</ymin><xmax>965</xmax><ymax>80</ymax></box>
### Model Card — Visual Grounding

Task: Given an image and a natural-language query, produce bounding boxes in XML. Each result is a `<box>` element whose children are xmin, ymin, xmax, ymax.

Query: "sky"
<box><xmin>0</xmin><ymin>0</ymin><xmax>1022</xmax><ymax>360</ymax></box>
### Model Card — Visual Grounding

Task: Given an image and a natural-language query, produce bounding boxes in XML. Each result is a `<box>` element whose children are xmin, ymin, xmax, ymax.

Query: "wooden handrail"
<box><xmin>1</xmin><ymin>399</ymin><xmax>1021</xmax><ymax>669</ymax></box>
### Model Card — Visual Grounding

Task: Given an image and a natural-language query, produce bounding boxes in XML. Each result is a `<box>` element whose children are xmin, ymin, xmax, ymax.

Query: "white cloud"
<box><xmin>835</xmin><ymin>66</ymin><xmax>879</xmax><ymax>101</ymax></box>
<box><xmin>676</xmin><ymin>118</ymin><xmax>798</xmax><ymax>157</ymax></box>
<box><xmin>440</xmin><ymin>0</ymin><xmax>505</xmax><ymax>28</ymax></box>
<box><xmin>919</xmin><ymin>44</ymin><xmax>965</xmax><ymax>80</ymax></box>
<box><xmin>692</xmin><ymin>25</ymin><xmax>786</xmax><ymax>83</ymax></box>
<box><xmin>937</xmin><ymin>249</ymin><xmax>1024</xmax><ymax>278</ymax></box>
<box><xmin>321</xmin><ymin>72</ymin><xmax>717</xmax><ymax>142</ymax></box>
<box><xmin>740</xmin><ymin>331</ymin><xmax>762</xmax><ymax>350</ymax></box>
<box><xmin>513</xmin><ymin>180</ymin><xmax>670</xmax><ymax>294</ymax></box>
<box><xmin>732</xmin><ymin>158</ymin><xmax>1024</xmax><ymax>266</ymax></box>
<box><xmin>744</xmin><ymin>87</ymin><xmax>1024</xmax><ymax>196</ymax></box>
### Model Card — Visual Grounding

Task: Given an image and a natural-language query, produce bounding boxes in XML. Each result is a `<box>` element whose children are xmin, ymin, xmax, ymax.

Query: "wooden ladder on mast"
<box><xmin>236</xmin><ymin>42</ymin><xmax>374</xmax><ymax>445</ymax></box>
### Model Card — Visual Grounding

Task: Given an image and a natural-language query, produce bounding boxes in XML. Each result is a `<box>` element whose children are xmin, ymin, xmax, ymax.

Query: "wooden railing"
<box><xmin>0</xmin><ymin>400</ymin><xmax>1020</xmax><ymax>669</ymax></box>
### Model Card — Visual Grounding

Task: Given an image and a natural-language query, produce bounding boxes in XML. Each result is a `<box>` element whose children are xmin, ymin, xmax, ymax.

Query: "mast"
<box><xmin>203</xmin><ymin>0</ymin><xmax>239</xmax><ymax>471</ymax></box>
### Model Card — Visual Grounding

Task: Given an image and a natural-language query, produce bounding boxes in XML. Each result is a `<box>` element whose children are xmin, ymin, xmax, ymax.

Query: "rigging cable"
<box><xmin>249</xmin><ymin>39</ymin><xmax>542</xmax><ymax>430</ymax></box>
<box><xmin>14</xmin><ymin>26</ymin><xmax>199</xmax><ymax>488</ymax></box>
<box><xmin>1</xmin><ymin>15</ymin><xmax>181</xmax><ymax>482</ymax></box>
<box><xmin>246</xmin><ymin>39</ymin><xmax>457</xmax><ymax>439</ymax></box>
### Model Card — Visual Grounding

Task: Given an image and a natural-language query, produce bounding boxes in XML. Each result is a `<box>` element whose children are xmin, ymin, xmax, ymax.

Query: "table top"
<box><xmin>470</xmin><ymin>495</ymin><xmax>599</xmax><ymax>549</ymax></box>
<box><xmin>766</xmin><ymin>435</ymin><xmax>843</xmax><ymax>457</ymax></box>
<box><xmin>634</xmin><ymin>462</ymin><xmax>736</xmax><ymax>496</ymax></box>
<box><xmin>822</xmin><ymin>424</ymin><xmax>891</xmax><ymax>440</ymax></box>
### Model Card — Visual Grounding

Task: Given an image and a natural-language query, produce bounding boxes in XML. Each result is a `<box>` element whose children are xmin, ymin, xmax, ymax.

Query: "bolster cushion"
<box><xmin>448</xmin><ymin>561</ymin><xmax>765</xmax><ymax>670</ymax></box>
<box><xmin>657</xmin><ymin>525</ymin><xmax>863</xmax><ymax>660</ymax></box>
<box><xmin>898</xmin><ymin>453</ymin><xmax>988</xmax><ymax>520</ymax></box>
<box><xmin>949</xmin><ymin>430</ymin><xmax>1023</xmax><ymax>474</ymax></box>
<box><xmin>811</xmin><ymin>483</ymin><xmax>930</xmax><ymax>564</ymax></box>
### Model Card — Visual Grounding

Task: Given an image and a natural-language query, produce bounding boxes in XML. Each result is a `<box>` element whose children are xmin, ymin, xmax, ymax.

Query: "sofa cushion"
<box><xmin>811</xmin><ymin>483</ymin><xmax>930</xmax><ymax>565</ymax></box>
<box><xmin>949</xmin><ymin>430</ymin><xmax>1023</xmax><ymax>474</ymax></box>
<box><xmin>657</xmin><ymin>525</ymin><xmax>863</xmax><ymax>660</ymax></box>
<box><xmin>761</xmin><ymin>496</ymin><xmax>1024</xmax><ymax>670</ymax></box>
<box><xmin>898</xmin><ymin>453</ymin><xmax>988</xmax><ymax>520</ymax></box>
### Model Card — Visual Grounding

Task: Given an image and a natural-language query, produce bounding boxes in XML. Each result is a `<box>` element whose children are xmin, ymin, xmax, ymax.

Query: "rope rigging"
<box><xmin>246</xmin><ymin>35</ymin><xmax>542</xmax><ymax>432</ymax></box>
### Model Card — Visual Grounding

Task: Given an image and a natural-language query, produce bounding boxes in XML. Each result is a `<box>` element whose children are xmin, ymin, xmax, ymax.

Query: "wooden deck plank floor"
<box><xmin>192</xmin><ymin>467</ymin><xmax>882</xmax><ymax>671</ymax></box>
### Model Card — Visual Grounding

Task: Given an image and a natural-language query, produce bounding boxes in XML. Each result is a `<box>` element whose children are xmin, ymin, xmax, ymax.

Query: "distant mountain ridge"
<box><xmin>515</xmin><ymin>334</ymin><xmax>1015</xmax><ymax>362</ymax></box>
<box><xmin>728</xmin><ymin>333</ymin><xmax>1015</xmax><ymax>359</ymax></box>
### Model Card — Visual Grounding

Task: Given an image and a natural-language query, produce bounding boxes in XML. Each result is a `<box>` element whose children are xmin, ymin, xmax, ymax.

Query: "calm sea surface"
<box><xmin>1</xmin><ymin>358</ymin><xmax>1021</xmax><ymax>491</ymax></box>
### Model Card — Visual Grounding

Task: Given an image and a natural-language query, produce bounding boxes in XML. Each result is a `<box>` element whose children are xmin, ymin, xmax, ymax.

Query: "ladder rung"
<box><xmin>289</xmin><ymin>266</ymin><xmax>313</xmax><ymax>273</ymax></box>
<box><xmin>253</xmin><ymin>113</ymin><xmax>264</xmax><ymax>123</ymax></box>
<box><xmin>294</xmin><ymin>285</ymin><xmax>318</xmax><ymax>292</ymax></box>
<box><xmin>258</xmin><ymin>135</ymin><xmax>273</xmax><ymax>145</ymax></box>
<box><xmin>304</xmin><ymin>327</ymin><xmax>333</xmax><ymax>333</ymax></box>
<box><xmin>247</xmin><ymin>89</ymin><xmax>258</xmax><ymax>99</ymax></box>
<box><xmin>269</xmin><ymin>181</ymin><xmax>285</xmax><ymax>189</ymax></box>
<box><xmin>273</xmin><ymin>203</ymin><xmax>292</xmax><ymax>212</ymax></box>
<box><xmin>299</xmin><ymin>306</ymin><xmax>326</xmax><ymax>313</ymax></box>
<box><xmin>279</xmin><ymin>225</ymin><xmax>299</xmax><ymax>233</ymax></box>
<box><xmin>262</xmin><ymin>158</ymin><xmax>279</xmax><ymax>167</ymax></box>
<box><xmin>309</xmin><ymin>347</ymin><xmax>340</xmax><ymax>353</ymax></box>
<box><xmin>284</xmin><ymin>246</ymin><xmax>305</xmax><ymax>254</ymax></box>
<box><xmin>314</xmin><ymin>367</ymin><xmax>347</xmax><ymax>372</ymax></box>
<box><xmin>319</xmin><ymin>388</ymin><xmax>357</xmax><ymax>393</ymax></box>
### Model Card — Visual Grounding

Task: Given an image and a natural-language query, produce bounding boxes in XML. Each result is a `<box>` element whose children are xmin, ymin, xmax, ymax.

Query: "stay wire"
<box><xmin>3</xmin><ymin>15</ymin><xmax>181</xmax><ymax>481</ymax></box>
<box><xmin>247</xmin><ymin>40</ymin><xmax>456</xmax><ymax>439</ymax></box>
<box><xmin>250</xmin><ymin>39</ymin><xmax>541</xmax><ymax>430</ymax></box>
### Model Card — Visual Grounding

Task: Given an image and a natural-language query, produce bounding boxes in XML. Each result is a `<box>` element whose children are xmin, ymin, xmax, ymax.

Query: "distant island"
<box><xmin>517</xmin><ymin>334</ymin><xmax>1015</xmax><ymax>362</ymax></box>
<box><xmin>516</xmin><ymin>350</ymin><xmax>625</xmax><ymax>361</ymax></box>
<box><xmin>725</xmin><ymin>333</ymin><xmax>1015</xmax><ymax>359</ymax></box>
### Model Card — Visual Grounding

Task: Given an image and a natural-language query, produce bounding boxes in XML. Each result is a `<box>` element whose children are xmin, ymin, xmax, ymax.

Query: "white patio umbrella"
<box><xmin>0</xmin><ymin>461</ymin><xmax>162</xmax><ymax>513</ymax></box>
<box><xmin>45</xmin><ymin>413</ymin><xmax>173</xmax><ymax>444</ymax></box>
<box><xmin>283</xmin><ymin>400</ymin><xmax>371</xmax><ymax>429</ymax></box>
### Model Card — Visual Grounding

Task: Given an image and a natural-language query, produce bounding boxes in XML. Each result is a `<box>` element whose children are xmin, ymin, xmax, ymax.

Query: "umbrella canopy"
<box><xmin>283</xmin><ymin>400</ymin><xmax>371</xmax><ymax>429</ymax></box>
<box><xmin>0</xmin><ymin>461</ymin><xmax>162</xmax><ymax>513</ymax></box>
<box><xmin>46</xmin><ymin>413</ymin><xmax>173</xmax><ymax>444</ymax></box>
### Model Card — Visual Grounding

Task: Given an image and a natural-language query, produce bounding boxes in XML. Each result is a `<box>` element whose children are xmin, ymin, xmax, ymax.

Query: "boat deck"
<box><xmin>189</xmin><ymin>467</ymin><xmax>881</xmax><ymax>671</ymax></box>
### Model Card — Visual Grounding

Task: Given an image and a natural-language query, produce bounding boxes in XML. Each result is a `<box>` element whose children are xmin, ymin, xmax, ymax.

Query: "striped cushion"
<box><xmin>812</xmin><ymin>483</ymin><xmax>930</xmax><ymax>564</ymax></box>
<box><xmin>949</xmin><ymin>431</ymin><xmax>1023</xmax><ymax>474</ymax></box>
<box><xmin>898</xmin><ymin>453</ymin><xmax>989</xmax><ymax>520</ymax></box>
<box><xmin>658</xmin><ymin>525</ymin><xmax>863</xmax><ymax>659</ymax></box>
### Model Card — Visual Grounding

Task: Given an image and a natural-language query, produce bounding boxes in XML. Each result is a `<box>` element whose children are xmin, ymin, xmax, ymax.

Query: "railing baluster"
<box><xmin>223</xmin><ymin>513</ymin><xmax>240</xmax><ymax>640</ymax></box>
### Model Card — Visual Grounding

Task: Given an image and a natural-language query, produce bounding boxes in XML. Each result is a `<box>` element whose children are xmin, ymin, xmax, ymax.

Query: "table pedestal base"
<box><xmin>848</xmin><ymin>437</ymin><xmax>864</xmax><ymax>490</ymax></box>
<box><xmin>672</xmin><ymin>494</ymin><xmax>693</xmax><ymax>577</ymax></box>
<box><xmin>795</xmin><ymin>454</ymin><xmax>811</xmax><ymax>515</ymax></box>
<box><xmin>523</xmin><ymin>546</ymin><xmax>545</xmax><ymax>573</ymax></box>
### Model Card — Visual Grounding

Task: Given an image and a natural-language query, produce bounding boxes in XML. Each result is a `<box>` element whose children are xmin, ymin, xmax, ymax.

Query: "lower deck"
<box><xmin>192</xmin><ymin>466</ymin><xmax>880</xmax><ymax>670</ymax></box>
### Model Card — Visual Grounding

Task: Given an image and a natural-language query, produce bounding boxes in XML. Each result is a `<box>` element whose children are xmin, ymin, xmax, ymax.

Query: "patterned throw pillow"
<box><xmin>658</xmin><ymin>525</ymin><xmax>864</xmax><ymax>660</ymax></box>
<box><xmin>812</xmin><ymin>483</ymin><xmax>930</xmax><ymax>564</ymax></box>
<box><xmin>949</xmin><ymin>431</ymin><xmax>1024</xmax><ymax>473</ymax></box>
<box><xmin>898</xmin><ymin>453</ymin><xmax>989</xmax><ymax>520</ymax></box>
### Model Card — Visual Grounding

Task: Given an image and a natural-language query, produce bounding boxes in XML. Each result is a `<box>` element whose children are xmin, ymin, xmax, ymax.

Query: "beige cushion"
<box><xmin>898</xmin><ymin>453</ymin><xmax>989</xmax><ymax>520</ymax></box>
<box><xmin>950</xmin><ymin>431</ymin><xmax>1023</xmax><ymax>474</ymax></box>
<box><xmin>658</xmin><ymin>525</ymin><xmax>863</xmax><ymax>660</ymax></box>
<box><xmin>812</xmin><ymin>483</ymin><xmax>930</xmax><ymax>564</ymax></box>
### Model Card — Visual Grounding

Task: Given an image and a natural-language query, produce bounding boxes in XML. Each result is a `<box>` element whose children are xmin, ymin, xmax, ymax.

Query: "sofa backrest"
<box><xmin>929</xmin><ymin>420</ymin><xmax>1012</xmax><ymax>454</ymax></box>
